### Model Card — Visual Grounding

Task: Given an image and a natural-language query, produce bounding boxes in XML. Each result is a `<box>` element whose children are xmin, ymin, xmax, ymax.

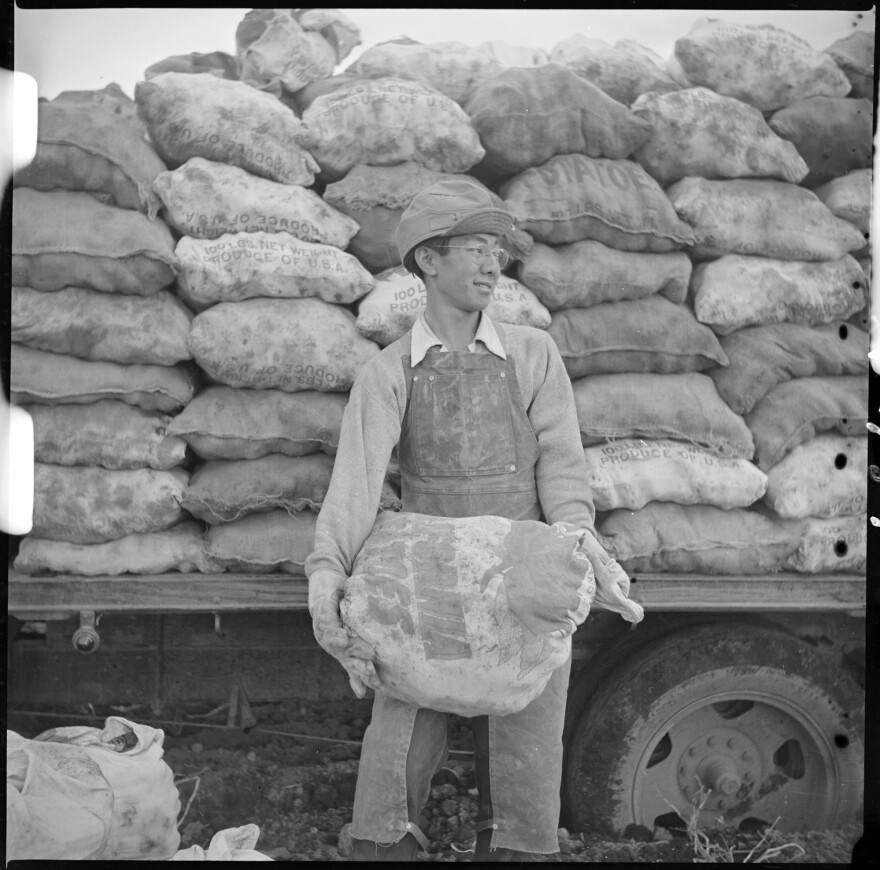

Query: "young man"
<box><xmin>306</xmin><ymin>179</ymin><xmax>633</xmax><ymax>861</ymax></box>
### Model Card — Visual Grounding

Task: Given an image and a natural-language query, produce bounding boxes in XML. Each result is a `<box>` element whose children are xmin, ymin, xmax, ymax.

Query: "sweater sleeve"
<box><xmin>304</xmin><ymin>365</ymin><xmax>403</xmax><ymax>610</ymax></box>
<box><xmin>527</xmin><ymin>331</ymin><xmax>598</xmax><ymax>534</ymax></box>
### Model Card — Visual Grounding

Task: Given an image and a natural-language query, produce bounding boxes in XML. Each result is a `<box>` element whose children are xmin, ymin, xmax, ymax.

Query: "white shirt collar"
<box><xmin>410</xmin><ymin>312</ymin><xmax>507</xmax><ymax>367</ymax></box>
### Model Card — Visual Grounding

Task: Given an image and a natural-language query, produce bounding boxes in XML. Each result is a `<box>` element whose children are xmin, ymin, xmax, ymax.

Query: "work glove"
<box><xmin>311</xmin><ymin>588</ymin><xmax>378</xmax><ymax>699</ymax></box>
<box><xmin>578</xmin><ymin>529</ymin><xmax>644</xmax><ymax>626</ymax></box>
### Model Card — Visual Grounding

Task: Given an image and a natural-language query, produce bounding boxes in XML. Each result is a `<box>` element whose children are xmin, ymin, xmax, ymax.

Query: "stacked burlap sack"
<box><xmin>10</xmin><ymin>94</ymin><xmax>218</xmax><ymax>577</ymax></box>
<box><xmin>540</xmin><ymin>19</ymin><xmax>871</xmax><ymax>576</ymax></box>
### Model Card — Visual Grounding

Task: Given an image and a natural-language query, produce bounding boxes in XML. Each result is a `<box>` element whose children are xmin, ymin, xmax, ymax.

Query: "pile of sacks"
<box><xmin>11</xmin><ymin>12</ymin><xmax>871</xmax><ymax>580</ymax></box>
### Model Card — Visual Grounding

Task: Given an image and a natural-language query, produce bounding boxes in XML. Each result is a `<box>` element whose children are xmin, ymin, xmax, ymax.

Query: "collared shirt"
<box><xmin>409</xmin><ymin>312</ymin><xmax>507</xmax><ymax>367</ymax></box>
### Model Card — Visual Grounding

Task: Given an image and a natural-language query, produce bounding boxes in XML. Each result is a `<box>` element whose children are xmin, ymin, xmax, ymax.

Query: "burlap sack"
<box><xmin>166</xmin><ymin>385</ymin><xmax>347</xmax><ymax>460</ymax></box>
<box><xmin>174</xmin><ymin>231</ymin><xmax>374</xmax><ymax>310</ymax></box>
<box><xmin>153</xmin><ymin>157</ymin><xmax>359</xmax><ymax>247</ymax></box>
<box><xmin>12</xmin><ymin>189</ymin><xmax>178</xmax><ymax>295</ymax></box>
<box><xmin>784</xmin><ymin>515</ymin><xmax>867</xmax><ymax>575</ymax></box>
<box><xmin>341</xmin><ymin>511</ymin><xmax>594</xmax><ymax>716</ymax></box>
<box><xmin>518</xmin><ymin>240</ymin><xmax>690</xmax><ymax>311</ymax></box>
<box><xmin>824</xmin><ymin>31</ymin><xmax>875</xmax><ymax>100</ymax></box>
<box><xmin>292</xmin><ymin>72</ymin><xmax>363</xmax><ymax>112</ymax></box>
<box><xmin>673</xmin><ymin>18</ymin><xmax>852</xmax><ymax>112</ymax></box>
<box><xmin>13</xmin><ymin>521</ymin><xmax>220</xmax><ymax>576</ymax></box>
<box><xmin>11</xmin><ymin>345</ymin><xmax>199</xmax><ymax>413</ymax></box>
<box><xmin>476</xmin><ymin>41</ymin><xmax>550</xmax><ymax>68</ymax></box>
<box><xmin>51</xmin><ymin>83</ymin><xmax>146</xmax><ymax>137</ymax></box>
<box><xmin>746</xmin><ymin>376</ymin><xmax>868</xmax><ymax>471</ymax></box>
<box><xmin>709</xmin><ymin>321</ymin><xmax>869</xmax><ymax>415</ymax></box>
<box><xmin>13</xmin><ymin>101</ymin><xmax>166</xmax><ymax>216</ymax></box>
<box><xmin>549</xmin><ymin>36</ymin><xmax>681</xmax><ymax>105</ymax></box>
<box><xmin>769</xmin><ymin>97</ymin><xmax>874</xmax><ymax>188</ymax></box>
<box><xmin>144</xmin><ymin>50</ymin><xmax>239</xmax><ymax>81</ymax></box>
<box><xmin>348</xmin><ymin>40</ymin><xmax>503</xmax><ymax>106</ymax></box>
<box><xmin>323</xmin><ymin>163</ymin><xmax>533</xmax><ymax>272</ymax></box>
<box><xmin>598</xmin><ymin>503</ymin><xmax>803</xmax><ymax>574</ymax></box>
<box><xmin>188</xmin><ymin>297</ymin><xmax>379</xmax><ymax>392</ymax></box>
<box><xmin>32</xmin><ymin>464</ymin><xmax>189</xmax><ymax>544</ymax></box>
<box><xmin>464</xmin><ymin>64</ymin><xmax>652</xmax><ymax>177</ymax></box>
<box><xmin>182</xmin><ymin>453</ymin><xmax>400</xmax><ymax>524</ymax></box>
<box><xmin>25</xmin><ymin>400</ymin><xmax>188</xmax><ymax>470</ymax></box>
<box><xmin>205</xmin><ymin>509</ymin><xmax>316</xmax><ymax>574</ymax></box>
<box><xmin>500</xmin><ymin>154</ymin><xmax>695</xmax><ymax>251</ymax></box>
<box><xmin>630</xmin><ymin>88</ymin><xmax>808</xmax><ymax>186</ymax></box>
<box><xmin>764</xmin><ymin>434</ymin><xmax>867</xmax><ymax>519</ymax></box>
<box><xmin>667</xmin><ymin>177</ymin><xmax>865</xmax><ymax>261</ymax></box>
<box><xmin>300</xmin><ymin>78</ymin><xmax>485</xmax><ymax>181</ymax></box>
<box><xmin>813</xmin><ymin>169</ymin><xmax>872</xmax><ymax>239</ymax></box>
<box><xmin>584</xmin><ymin>438</ymin><xmax>767</xmax><ymax>511</ymax></box>
<box><xmin>548</xmin><ymin>296</ymin><xmax>728</xmax><ymax>378</ymax></box>
<box><xmin>134</xmin><ymin>72</ymin><xmax>319</xmax><ymax>185</ymax></box>
<box><xmin>572</xmin><ymin>372</ymin><xmax>754</xmax><ymax>458</ymax></box>
<box><xmin>355</xmin><ymin>266</ymin><xmax>550</xmax><ymax>346</ymax></box>
<box><xmin>692</xmin><ymin>254</ymin><xmax>868</xmax><ymax>335</ymax></box>
<box><xmin>12</xmin><ymin>286</ymin><xmax>192</xmax><ymax>366</ymax></box>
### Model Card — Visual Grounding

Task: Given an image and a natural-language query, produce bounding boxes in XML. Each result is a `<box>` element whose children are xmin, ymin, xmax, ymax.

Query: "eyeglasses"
<box><xmin>437</xmin><ymin>244</ymin><xmax>510</xmax><ymax>269</ymax></box>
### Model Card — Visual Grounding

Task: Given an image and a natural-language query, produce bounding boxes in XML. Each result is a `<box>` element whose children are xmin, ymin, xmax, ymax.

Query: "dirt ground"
<box><xmin>8</xmin><ymin>698</ymin><xmax>864</xmax><ymax>863</ymax></box>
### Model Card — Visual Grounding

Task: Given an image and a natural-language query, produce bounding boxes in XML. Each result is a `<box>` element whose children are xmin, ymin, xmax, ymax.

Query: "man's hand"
<box><xmin>311</xmin><ymin>589</ymin><xmax>378</xmax><ymax>698</ymax></box>
<box><xmin>578</xmin><ymin>531</ymin><xmax>644</xmax><ymax>625</ymax></box>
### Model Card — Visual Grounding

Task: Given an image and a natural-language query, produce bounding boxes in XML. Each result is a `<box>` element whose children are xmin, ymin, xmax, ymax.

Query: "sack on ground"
<box><xmin>144</xmin><ymin>50</ymin><xmax>239</xmax><ymax>81</ymax></box>
<box><xmin>12</xmin><ymin>286</ymin><xmax>192</xmax><ymax>365</ymax></box>
<box><xmin>585</xmin><ymin>438</ymin><xmax>767</xmax><ymax>511</ymax></box>
<box><xmin>764</xmin><ymin>434</ymin><xmax>867</xmax><ymax>519</ymax></box>
<box><xmin>824</xmin><ymin>31</ymin><xmax>875</xmax><ymax>99</ymax></box>
<box><xmin>341</xmin><ymin>511</ymin><xmax>594</xmax><ymax>716</ymax></box>
<box><xmin>673</xmin><ymin>18</ymin><xmax>851</xmax><ymax>112</ymax></box>
<box><xmin>175</xmin><ymin>231</ymin><xmax>374</xmax><ymax>310</ymax></box>
<box><xmin>11</xmin><ymin>345</ymin><xmax>199</xmax><ymax>413</ymax></box>
<box><xmin>135</xmin><ymin>72</ymin><xmax>319</xmax><ymax>185</ymax></box>
<box><xmin>667</xmin><ymin>177</ymin><xmax>865</xmax><ymax>261</ymax></box>
<box><xmin>464</xmin><ymin>64</ymin><xmax>652</xmax><ymax>177</ymax></box>
<box><xmin>323</xmin><ymin>163</ymin><xmax>533</xmax><ymax>272</ymax></box>
<box><xmin>500</xmin><ymin>153</ymin><xmax>695</xmax><ymax>251</ymax></box>
<box><xmin>572</xmin><ymin>371</ymin><xmax>754</xmax><ymax>458</ymax></box>
<box><xmin>25</xmin><ymin>400</ymin><xmax>187</xmax><ymax>470</ymax></box>
<box><xmin>549</xmin><ymin>36</ymin><xmax>680</xmax><ymax>106</ymax></box>
<box><xmin>29</xmin><ymin>718</ymin><xmax>180</xmax><ymax>860</ymax></box>
<box><xmin>189</xmin><ymin>297</ymin><xmax>379</xmax><ymax>392</ymax></box>
<box><xmin>12</xmin><ymin>189</ymin><xmax>178</xmax><ymax>295</ymax></box>
<box><xmin>154</xmin><ymin>157</ymin><xmax>359</xmax><ymax>247</ymax></box>
<box><xmin>12</xmin><ymin>101</ymin><xmax>166</xmax><ymax>216</ymax></box>
<box><xmin>691</xmin><ymin>254</ymin><xmax>868</xmax><ymax>335</ymax></box>
<box><xmin>746</xmin><ymin>375</ymin><xmax>868</xmax><ymax>471</ymax></box>
<box><xmin>301</xmin><ymin>78</ymin><xmax>485</xmax><ymax>180</ymax></box>
<box><xmin>355</xmin><ymin>266</ymin><xmax>549</xmax><ymax>346</ymax></box>
<box><xmin>631</xmin><ymin>88</ymin><xmax>808</xmax><ymax>186</ymax></box>
<box><xmin>598</xmin><ymin>503</ymin><xmax>804</xmax><ymax>574</ymax></box>
<box><xmin>183</xmin><ymin>453</ymin><xmax>400</xmax><ymax>524</ymax></box>
<box><xmin>348</xmin><ymin>40</ymin><xmax>502</xmax><ymax>106</ymax></box>
<box><xmin>812</xmin><ymin>169</ymin><xmax>872</xmax><ymax>239</ymax></box>
<box><xmin>13</xmin><ymin>520</ymin><xmax>219</xmax><ymax>576</ymax></box>
<box><xmin>167</xmin><ymin>385</ymin><xmax>347</xmax><ymax>460</ymax></box>
<box><xmin>32</xmin><ymin>463</ymin><xmax>189</xmax><ymax>544</ymax></box>
<box><xmin>548</xmin><ymin>295</ymin><xmax>727</xmax><ymax>378</ymax></box>
<box><xmin>518</xmin><ymin>240</ymin><xmax>690</xmax><ymax>311</ymax></box>
<box><xmin>784</xmin><ymin>515</ymin><xmax>867</xmax><ymax>574</ymax></box>
<box><xmin>709</xmin><ymin>321</ymin><xmax>868</xmax><ymax>414</ymax></box>
<box><xmin>205</xmin><ymin>509</ymin><xmax>316</xmax><ymax>574</ymax></box>
<box><xmin>769</xmin><ymin>97</ymin><xmax>873</xmax><ymax>188</ymax></box>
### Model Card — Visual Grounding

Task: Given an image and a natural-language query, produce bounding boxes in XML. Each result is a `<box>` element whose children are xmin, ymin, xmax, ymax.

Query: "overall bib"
<box><xmin>349</xmin><ymin>340</ymin><xmax>573</xmax><ymax>858</ymax></box>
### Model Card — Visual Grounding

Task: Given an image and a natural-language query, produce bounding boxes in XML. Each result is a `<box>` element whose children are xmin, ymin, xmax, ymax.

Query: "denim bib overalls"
<box><xmin>349</xmin><ymin>336</ymin><xmax>573</xmax><ymax>856</ymax></box>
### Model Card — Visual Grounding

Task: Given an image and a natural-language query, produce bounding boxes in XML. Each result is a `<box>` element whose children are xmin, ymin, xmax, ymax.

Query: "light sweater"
<box><xmin>305</xmin><ymin>314</ymin><xmax>598</xmax><ymax>609</ymax></box>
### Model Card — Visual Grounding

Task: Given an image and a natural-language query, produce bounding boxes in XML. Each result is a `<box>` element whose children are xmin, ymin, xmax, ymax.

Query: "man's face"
<box><xmin>428</xmin><ymin>233</ymin><xmax>501</xmax><ymax>314</ymax></box>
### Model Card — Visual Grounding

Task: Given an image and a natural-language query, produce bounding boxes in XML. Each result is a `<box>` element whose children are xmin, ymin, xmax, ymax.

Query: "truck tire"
<box><xmin>563</xmin><ymin>622</ymin><xmax>863</xmax><ymax>836</ymax></box>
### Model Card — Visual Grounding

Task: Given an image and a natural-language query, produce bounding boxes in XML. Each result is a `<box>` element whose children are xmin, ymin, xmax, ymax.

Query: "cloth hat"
<box><xmin>396</xmin><ymin>179</ymin><xmax>515</xmax><ymax>272</ymax></box>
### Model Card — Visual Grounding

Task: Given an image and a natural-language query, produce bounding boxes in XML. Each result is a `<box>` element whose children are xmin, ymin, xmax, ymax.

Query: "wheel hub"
<box><xmin>677</xmin><ymin>727</ymin><xmax>762</xmax><ymax>810</ymax></box>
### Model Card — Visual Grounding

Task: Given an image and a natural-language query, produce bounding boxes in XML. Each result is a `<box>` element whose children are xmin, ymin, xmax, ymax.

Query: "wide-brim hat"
<box><xmin>396</xmin><ymin>179</ymin><xmax>514</xmax><ymax>272</ymax></box>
